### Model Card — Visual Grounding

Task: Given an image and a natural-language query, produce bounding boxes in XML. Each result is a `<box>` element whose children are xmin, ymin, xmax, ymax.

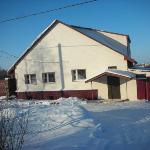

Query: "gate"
<box><xmin>147</xmin><ymin>77</ymin><xmax>150</xmax><ymax>100</ymax></box>
<box><xmin>136</xmin><ymin>75</ymin><xmax>150</xmax><ymax>100</ymax></box>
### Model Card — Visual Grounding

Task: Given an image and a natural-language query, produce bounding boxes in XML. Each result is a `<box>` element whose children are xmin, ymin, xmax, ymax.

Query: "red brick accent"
<box><xmin>63</xmin><ymin>90</ymin><xmax>98</xmax><ymax>100</ymax></box>
<box><xmin>0</xmin><ymin>80</ymin><xmax>6</xmax><ymax>96</ymax></box>
<box><xmin>17</xmin><ymin>90</ymin><xmax>98</xmax><ymax>100</ymax></box>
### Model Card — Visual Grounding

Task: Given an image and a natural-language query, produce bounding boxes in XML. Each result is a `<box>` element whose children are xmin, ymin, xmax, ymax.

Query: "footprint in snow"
<box><xmin>89</xmin><ymin>123</ymin><xmax>104</xmax><ymax>139</ymax></box>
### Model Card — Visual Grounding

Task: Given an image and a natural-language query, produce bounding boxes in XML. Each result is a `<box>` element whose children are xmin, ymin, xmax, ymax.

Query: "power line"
<box><xmin>0</xmin><ymin>0</ymin><xmax>99</xmax><ymax>24</ymax></box>
<box><xmin>0</xmin><ymin>50</ymin><xmax>18</xmax><ymax>58</ymax></box>
<box><xmin>0</xmin><ymin>44</ymin><xmax>101</xmax><ymax>59</ymax></box>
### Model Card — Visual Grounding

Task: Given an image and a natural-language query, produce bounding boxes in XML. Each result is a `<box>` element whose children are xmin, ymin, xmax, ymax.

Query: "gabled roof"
<box><xmin>85</xmin><ymin>69</ymin><xmax>136</xmax><ymax>83</ymax></box>
<box><xmin>8</xmin><ymin>20</ymin><xmax>136</xmax><ymax>74</ymax></box>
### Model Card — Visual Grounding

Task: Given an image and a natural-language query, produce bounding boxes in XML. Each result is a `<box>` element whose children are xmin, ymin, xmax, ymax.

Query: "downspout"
<box><xmin>91</xmin><ymin>81</ymin><xmax>94</xmax><ymax>100</ymax></box>
<box><xmin>58</xmin><ymin>43</ymin><xmax>65</xmax><ymax>97</ymax></box>
<box><xmin>126</xmin><ymin>81</ymin><xmax>128</xmax><ymax>100</ymax></box>
<box><xmin>146</xmin><ymin>77</ymin><xmax>148</xmax><ymax>100</ymax></box>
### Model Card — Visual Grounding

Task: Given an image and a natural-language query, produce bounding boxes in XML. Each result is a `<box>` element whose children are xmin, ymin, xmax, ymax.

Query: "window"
<box><xmin>71</xmin><ymin>69</ymin><xmax>86</xmax><ymax>81</ymax></box>
<box><xmin>108</xmin><ymin>66</ymin><xmax>117</xmax><ymax>69</ymax></box>
<box><xmin>71</xmin><ymin>70</ymin><xmax>76</xmax><ymax>81</ymax></box>
<box><xmin>42</xmin><ymin>73</ymin><xmax>47</xmax><ymax>83</ymax></box>
<box><xmin>42</xmin><ymin>72</ymin><xmax>55</xmax><ymax>83</ymax></box>
<box><xmin>30</xmin><ymin>74</ymin><xmax>37</xmax><ymax>84</ymax></box>
<box><xmin>24</xmin><ymin>74</ymin><xmax>37</xmax><ymax>84</ymax></box>
<box><xmin>24</xmin><ymin>75</ymin><xmax>30</xmax><ymax>84</ymax></box>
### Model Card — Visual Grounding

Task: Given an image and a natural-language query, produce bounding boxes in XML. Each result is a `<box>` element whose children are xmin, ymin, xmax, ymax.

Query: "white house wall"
<box><xmin>15</xmin><ymin>22</ymin><xmax>129</xmax><ymax>97</ymax></box>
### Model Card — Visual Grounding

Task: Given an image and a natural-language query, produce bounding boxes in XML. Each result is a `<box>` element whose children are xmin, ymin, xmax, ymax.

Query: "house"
<box><xmin>8</xmin><ymin>20</ymin><xmax>150</xmax><ymax>100</ymax></box>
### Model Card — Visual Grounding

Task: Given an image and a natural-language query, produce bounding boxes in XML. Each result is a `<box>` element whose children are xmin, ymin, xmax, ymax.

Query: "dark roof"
<box><xmin>71</xmin><ymin>25</ymin><xmax>130</xmax><ymax>37</ymax></box>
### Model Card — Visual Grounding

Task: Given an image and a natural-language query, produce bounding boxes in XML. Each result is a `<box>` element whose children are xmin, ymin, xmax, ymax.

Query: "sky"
<box><xmin>0</xmin><ymin>0</ymin><xmax>150</xmax><ymax>69</ymax></box>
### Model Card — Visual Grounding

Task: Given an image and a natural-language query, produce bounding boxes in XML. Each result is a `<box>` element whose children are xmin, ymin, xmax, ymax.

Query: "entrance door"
<box><xmin>146</xmin><ymin>77</ymin><xmax>150</xmax><ymax>100</ymax></box>
<box><xmin>107</xmin><ymin>76</ymin><xmax>121</xmax><ymax>99</ymax></box>
<box><xmin>136</xmin><ymin>74</ymin><xmax>147</xmax><ymax>100</ymax></box>
<box><xmin>136</xmin><ymin>79</ymin><xmax>146</xmax><ymax>100</ymax></box>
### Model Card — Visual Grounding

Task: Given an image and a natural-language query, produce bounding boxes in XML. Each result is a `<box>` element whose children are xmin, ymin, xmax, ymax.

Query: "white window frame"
<box><xmin>42</xmin><ymin>72</ymin><xmax>55</xmax><ymax>83</ymax></box>
<box><xmin>24</xmin><ymin>74</ymin><xmax>37</xmax><ymax>84</ymax></box>
<box><xmin>71</xmin><ymin>69</ymin><xmax>86</xmax><ymax>81</ymax></box>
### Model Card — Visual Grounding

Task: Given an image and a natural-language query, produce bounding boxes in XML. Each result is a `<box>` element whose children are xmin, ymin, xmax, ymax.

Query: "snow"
<box><xmin>0</xmin><ymin>96</ymin><xmax>7</xmax><ymax>100</ymax></box>
<box><xmin>130</xmin><ymin>66</ymin><xmax>150</xmax><ymax>71</ymax></box>
<box><xmin>1</xmin><ymin>98</ymin><xmax>150</xmax><ymax>150</ymax></box>
<box><xmin>106</xmin><ymin>69</ymin><xmax>136</xmax><ymax>78</ymax></box>
<box><xmin>86</xmin><ymin>69</ymin><xmax>136</xmax><ymax>83</ymax></box>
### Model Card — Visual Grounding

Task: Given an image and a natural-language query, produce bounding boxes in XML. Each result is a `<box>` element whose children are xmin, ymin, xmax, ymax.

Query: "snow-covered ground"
<box><xmin>1</xmin><ymin>98</ymin><xmax>150</xmax><ymax>150</ymax></box>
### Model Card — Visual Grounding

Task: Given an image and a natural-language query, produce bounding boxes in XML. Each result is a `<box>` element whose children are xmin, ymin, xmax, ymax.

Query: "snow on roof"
<box><xmin>85</xmin><ymin>69</ymin><xmax>136</xmax><ymax>83</ymax></box>
<box><xmin>130</xmin><ymin>66</ymin><xmax>150</xmax><ymax>72</ymax></box>
<box><xmin>106</xmin><ymin>69</ymin><xmax>136</xmax><ymax>78</ymax></box>
<box><xmin>72</xmin><ymin>26</ymin><xmax>128</xmax><ymax>56</ymax></box>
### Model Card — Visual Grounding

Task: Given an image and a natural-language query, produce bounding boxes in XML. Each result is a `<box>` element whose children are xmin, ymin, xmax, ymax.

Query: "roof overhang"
<box><xmin>85</xmin><ymin>69</ymin><xmax>136</xmax><ymax>83</ymax></box>
<box><xmin>124</xmin><ymin>56</ymin><xmax>137</xmax><ymax>64</ymax></box>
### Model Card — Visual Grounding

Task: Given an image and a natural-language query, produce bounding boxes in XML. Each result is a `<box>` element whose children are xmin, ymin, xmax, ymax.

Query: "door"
<box><xmin>136</xmin><ymin>79</ymin><xmax>146</xmax><ymax>100</ymax></box>
<box><xmin>107</xmin><ymin>76</ymin><xmax>121</xmax><ymax>99</ymax></box>
<box><xmin>146</xmin><ymin>77</ymin><xmax>150</xmax><ymax>100</ymax></box>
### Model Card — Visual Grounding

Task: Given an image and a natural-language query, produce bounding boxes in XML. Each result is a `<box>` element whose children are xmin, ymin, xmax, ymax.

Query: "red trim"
<box><xmin>17</xmin><ymin>90</ymin><xmax>98</xmax><ymax>100</ymax></box>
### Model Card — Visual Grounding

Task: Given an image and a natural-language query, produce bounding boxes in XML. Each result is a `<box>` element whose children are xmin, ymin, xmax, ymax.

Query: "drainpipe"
<box><xmin>91</xmin><ymin>81</ymin><xmax>94</xmax><ymax>100</ymax></box>
<box><xmin>58</xmin><ymin>43</ymin><xmax>65</xmax><ymax>97</ymax></box>
<box><xmin>146</xmin><ymin>77</ymin><xmax>148</xmax><ymax>100</ymax></box>
<box><xmin>126</xmin><ymin>81</ymin><xmax>128</xmax><ymax>100</ymax></box>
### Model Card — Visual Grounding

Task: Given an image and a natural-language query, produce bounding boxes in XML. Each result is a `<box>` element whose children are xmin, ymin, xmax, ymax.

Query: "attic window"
<box><xmin>108</xmin><ymin>66</ymin><xmax>117</xmax><ymax>69</ymax></box>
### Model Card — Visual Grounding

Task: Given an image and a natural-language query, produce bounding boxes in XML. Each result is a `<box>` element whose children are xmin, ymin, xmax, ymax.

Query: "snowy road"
<box><xmin>1</xmin><ymin>98</ymin><xmax>150</xmax><ymax>150</ymax></box>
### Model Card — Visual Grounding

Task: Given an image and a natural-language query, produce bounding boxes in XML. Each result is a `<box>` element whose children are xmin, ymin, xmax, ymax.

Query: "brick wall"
<box><xmin>0</xmin><ymin>80</ymin><xmax>6</xmax><ymax>96</ymax></box>
<box><xmin>17</xmin><ymin>90</ymin><xmax>98</xmax><ymax>100</ymax></box>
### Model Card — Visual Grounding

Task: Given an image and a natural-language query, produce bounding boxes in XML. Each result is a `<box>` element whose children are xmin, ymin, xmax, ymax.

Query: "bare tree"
<box><xmin>0</xmin><ymin>67</ymin><xmax>8</xmax><ymax>80</ymax></box>
<box><xmin>0</xmin><ymin>101</ymin><xmax>29</xmax><ymax>150</ymax></box>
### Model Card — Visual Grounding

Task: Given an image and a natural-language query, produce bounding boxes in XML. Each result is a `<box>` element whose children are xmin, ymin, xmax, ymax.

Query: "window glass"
<box><xmin>71</xmin><ymin>69</ymin><xmax>86</xmax><ymax>81</ymax></box>
<box><xmin>71</xmin><ymin>70</ymin><xmax>76</xmax><ymax>81</ymax></box>
<box><xmin>48</xmin><ymin>72</ymin><xmax>55</xmax><ymax>82</ymax></box>
<box><xmin>78</xmin><ymin>69</ymin><xmax>86</xmax><ymax>79</ymax></box>
<box><xmin>108</xmin><ymin>66</ymin><xmax>117</xmax><ymax>69</ymax></box>
<box><xmin>42</xmin><ymin>73</ymin><xmax>47</xmax><ymax>83</ymax></box>
<box><xmin>24</xmin><ymin>75</ymin><xmax>29</xmax><ymax>84</ymax></box>
<box><xmin>30</xmin><ymin>74</ymin><xmax>37</xmax><ymax>84</ymax></box>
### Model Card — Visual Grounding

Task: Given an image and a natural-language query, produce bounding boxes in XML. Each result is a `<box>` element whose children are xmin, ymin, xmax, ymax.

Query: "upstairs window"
<box><xmin>42</xmin><ymin>72</ymin><xmax>55</xmax><ymax>83</ymax></box>
<box><xmin>108</xmin><ymin>66</ymin><xmax>117</xmax><ymax>69</ymax></box>
<box><xmin>71</xmin><ymin>69</ymin><xmax>86</xmax><ymax>81</ymax></box>
<box><xmin>24</xmin><ymin>74</ymin><xmax>37</xmax><ymax>84</ymax></box>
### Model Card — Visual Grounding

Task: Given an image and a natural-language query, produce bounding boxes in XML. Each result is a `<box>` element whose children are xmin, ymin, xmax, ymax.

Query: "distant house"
<box><xmin>8</xmin><ymin>20</ymin><xmax>150</xmax><ymax>100</ymax></box>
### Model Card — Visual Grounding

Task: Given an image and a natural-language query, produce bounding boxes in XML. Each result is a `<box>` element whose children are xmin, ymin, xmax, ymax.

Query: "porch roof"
<box><xmin>85</xmin><ymin>69</ymin><xmax>136</xmax><ymax>83</ymax></box>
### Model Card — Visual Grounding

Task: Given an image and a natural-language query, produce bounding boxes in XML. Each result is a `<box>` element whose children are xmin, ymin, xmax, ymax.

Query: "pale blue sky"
<box><xmin>0</xmin><ymin>0</ymin><xmax>150</xmax><ymax>69</ymax></box>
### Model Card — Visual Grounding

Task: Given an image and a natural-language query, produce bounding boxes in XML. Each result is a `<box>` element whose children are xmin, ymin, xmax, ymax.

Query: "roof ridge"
<box><xmin>71</xmin><ymin>25</ymin><xmax>129</xmax><ymax>37</ymax></box>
